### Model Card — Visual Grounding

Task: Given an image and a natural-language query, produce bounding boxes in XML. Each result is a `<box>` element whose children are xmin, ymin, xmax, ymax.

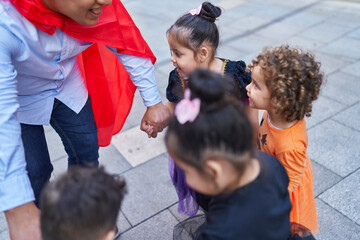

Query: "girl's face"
<box><xmin>172</xmin><ymin>155</ymin><xmax>218</xmax><ymax>195</ymax></box>
<box><xmin>168</xmin><ymin>34</ymin><xmax>201</xmax><ymax>78</ymax></box>
<box><xmin>43</xmin><ymin>0</ymin><xmax>112</xmax><ymax>26</ymax></box>
<box><xmin>246</xmin><ymin>65</ymin><xmax>271</xmax><ymax>110</ymax></box>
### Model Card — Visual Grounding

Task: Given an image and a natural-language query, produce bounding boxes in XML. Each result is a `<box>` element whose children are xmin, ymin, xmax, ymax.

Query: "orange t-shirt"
<box><xmin>258</xmin><ymin>111</ymin><xmax>318</xmax><ymax>234</ymax></box>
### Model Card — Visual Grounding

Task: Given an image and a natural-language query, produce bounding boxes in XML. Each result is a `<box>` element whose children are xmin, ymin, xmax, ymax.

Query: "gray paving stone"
<box><xmin>215</xmin><ymin>0</ymin><xmax>250</xmax><ymax>12</ymax></box>
<box><xmin>99</xmin><ymin>144</ymin><xmax>132</xmax><ymax>175</ymax></box>
<box><xmin>241</xmin><ymin>52</ymin><xmax>260</xmax><ymax>68</ymax></box>
<box><xmin>307</xmin><ymin>120</ymin><xmax>360</xmax><ymax>177</ymax></box>
<box><xmin>218</xmin><ymin>2</ymin><xmax>262</xmax><ymax>21</ymax></box>
<box><xmin>121</xmin><ymin>154</ymin><xmax>178</xmax><ymax>225</ymax></box>
<box><xmin>319</xmin><ymin>169</ymin><xmax>360</xmax><ymax>225</ymax></box>
<box><xmin>315</xmin><ymin>198</ymin><xmax>360</xmax><ymax>240</ymax></box>
<box><xmin>218</xmin><ymin>15</ymin><xmax>270</xmax><ymax>40</ymax></box>
<box><xmin>120</xmin><ymin>93</ymin><xmax>147</xmax><ymax>131</ymax></box>
<box><xmin>321</xmin><ymin>71</ymin><xmax>360</xmax><ymax>106</ymax></box>
<box><xmin>117</xmin><ymin>211</ymin><xmax>132</xmax><ymax>233</ymax></box>
<box><xmin>155</xmin><ymin>70</ymin><xmax>169</xmax><ymax>100</ymax></box>
<box><xmin>333</xmin><ymin>102</ymin><xmax>360</xmax><ymax>132</ymax></box>
<box><xmin>305</xmin><ymin>95</ymin><xmax>345</xmax><ymax>129</ymax></box>
<box><xmin>155</xmin><ymin>61</ymin><xmax>175</xmax><ymax>77</ymax></box>
<box><xmin>168</xmin><ymin>203</ymin><xmax>204</xmax><ymax>222</ymax></box>
<box><xmin>341</xmin><ymin>60</ymin><xmax>360</xmax><ymax>77</ymax></box>
<box><xmin>299</xmin><ymin>21</ymin><xmax>354</xmax><ymax>43</ymax></box>
<box><xmin>111</xmin><ymin>126</ymin><xmax>167</xmax><ymax>167</ymax></box>
<box><xmin>323</xmin><ymin>1</ymin><xmax>360</xmax><ymax>29</ymax></box>
<box><xmin>215</xmin><ymin>44</ymin><xmax>248</xmax><ymax>64</ymax></box>
<box><xmin>281</xmin><ymin>36</ymin><xmax>325</xmax><ymax>51</ymax></box>
<box><xmin>256</xmin><ymin>22</ymin><xmax>303</xmax><ymax>41</ymax></box>
<box><xmin>44</xmin><ymin>128</ymin><xmax>67</xmax><ymax>161</ymax></box>
<box><xmin>249</xmin><ymin>2</ymin><xmax>293</xmax><ymax>21</ymax></box>
<box><xmin>281</xmin><ymin>10</ymin><xmax>326</xmax><ymax>29</ymax></box>
<box><xmin>311</xmin><ymin>161</ymin><xmax>342</xmax><ymax>197</ymax></box>
<box><xmin>314</xmin><ymin>52</ymin><xmax>352</xmax><ymax>76</ymax></box>
<box><xmin>226</xmin><ymin>34</ymin><xmax>277</xmax><ymax>55</ymax></box>
<box><xmin>51</xmin><ymin>156</ymin><xmax>68</xmax><ymax>179</ymax></box>
<box><xmin>318</xmin><ymin>37</ymin><xmax>360</xmax><ymax>60</ymax></box>
<box><xmin>0</xmin><ymin>212</ymin><xmax>7</xmax><ymax>232</ymax></box>
<box><xmin>348</xmin><ymin>27</ymin><xmax>360</xmax><ymax>40</ymax></box>
<box><xmin>120</xmin><ymin>210</ymin><xmax>178</xmax><ymax>240</ymax></box>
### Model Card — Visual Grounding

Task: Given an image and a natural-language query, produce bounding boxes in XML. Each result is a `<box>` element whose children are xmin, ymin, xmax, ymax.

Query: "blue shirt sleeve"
<box><xmin>106</xmin><ymin>46</ymin><xmax>162</xmax><ymax>107</ymax></box>
<box><xmin>0</xmin><ymin>26</ymin><xmax>35</xmax><ymax>211</ymax></box>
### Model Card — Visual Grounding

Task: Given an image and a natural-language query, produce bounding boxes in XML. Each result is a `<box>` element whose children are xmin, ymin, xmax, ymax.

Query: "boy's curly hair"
<box><xmin>248</xmin><ymin>45</ymin><xmax>324</xmax><ymax>122</ymax></box>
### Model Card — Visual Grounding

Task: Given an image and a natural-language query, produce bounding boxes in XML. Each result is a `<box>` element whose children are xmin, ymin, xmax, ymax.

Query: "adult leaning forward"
<box><xmin>0</xmin><ymin>0</ymin><xmax>170</xmax><ymax>239</ymax></box>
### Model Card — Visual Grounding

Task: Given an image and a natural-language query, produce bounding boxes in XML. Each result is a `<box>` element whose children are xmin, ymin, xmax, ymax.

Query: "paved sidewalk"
<box><xmin>1</xmin><ymin>0</ymin><xmax>360</xmax><ymax>239</ymax></box>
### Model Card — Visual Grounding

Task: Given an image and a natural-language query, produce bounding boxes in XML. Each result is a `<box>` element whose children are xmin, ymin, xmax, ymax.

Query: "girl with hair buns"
<box><xmin>148</xmin><ymin>1</ymin><xmax>258</xmax><ymax>217</ymax></box>
<box><xmin>166</xmin><ymin>69</ymin><xmax>292</xmax><ymax>240</ymax></box>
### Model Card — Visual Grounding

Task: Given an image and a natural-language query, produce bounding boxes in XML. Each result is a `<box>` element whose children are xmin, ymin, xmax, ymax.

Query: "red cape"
<box><xmin>9</xmin><ymin>0</ymin><xmax>156</xmax><ymax>146</ymax></box>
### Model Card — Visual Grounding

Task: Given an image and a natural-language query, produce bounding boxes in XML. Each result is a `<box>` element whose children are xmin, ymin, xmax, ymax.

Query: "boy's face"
<box><xmin>168</xmin><ymin>34</ymin><xmax>201</xmax><ymax>78</ymax></box>
<box><xmin>246</xmin><ymin>65</ymin><xmax>271</xmax><ymax>110</ymax></box>
<box><xmin>45</xmin><ymin>0</ymin><xmax>112</xmax><ymax>26</ymax></box>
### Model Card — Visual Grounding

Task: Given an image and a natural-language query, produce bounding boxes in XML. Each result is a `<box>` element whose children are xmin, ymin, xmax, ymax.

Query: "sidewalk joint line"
<box><xmin>222</xmin><ymin>0</ymin><xmax>325</xmax><ymax>44</ymax></box>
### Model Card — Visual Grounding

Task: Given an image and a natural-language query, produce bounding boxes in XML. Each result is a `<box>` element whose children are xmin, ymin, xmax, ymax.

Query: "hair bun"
<box><xmin>199</xmin><ymin>2</ymin><xmax>221</xmax><ymax>23</ymax></box>
<box><xmin>188</xmin><ymin>69</ymin><xmax>230</xmax><ymax>105</ymax></box>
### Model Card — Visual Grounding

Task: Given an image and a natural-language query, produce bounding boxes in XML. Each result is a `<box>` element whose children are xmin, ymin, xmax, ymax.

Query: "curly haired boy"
<box><xmin>246</xmin><ymin>45</ymin><xmax>324</xmax><ymax>235</ymax></box>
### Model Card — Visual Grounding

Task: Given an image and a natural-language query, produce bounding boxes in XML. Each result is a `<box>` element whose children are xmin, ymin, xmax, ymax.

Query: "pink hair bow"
<box><xmin>175</xmin><ymin>89</ymin><xmax>201</xmax><ymax>124</ymax></box>
<box><xmin>188</xmin><ymin>4</ymin><xmax>202</xmax><ymax>15</ymax></box>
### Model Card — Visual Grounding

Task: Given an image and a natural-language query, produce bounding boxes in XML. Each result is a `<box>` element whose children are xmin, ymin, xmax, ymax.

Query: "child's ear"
<box><xmin>101</xmin><ymin>229</ymin><xmax>116</xmax><ymax>240</ymax></box>
<box><xmin>198</xmin><ymin>46</ymin><xmax>210</xmax><ymax>63</ymax></box>
<box><xmin>204</xmin><ymin>159</ymin><xmax>223</xmax><ymax>182</ymax></box>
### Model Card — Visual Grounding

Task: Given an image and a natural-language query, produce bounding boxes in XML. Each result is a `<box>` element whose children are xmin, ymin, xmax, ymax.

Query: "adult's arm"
<box><xmin>0</xmin><ymin>26</ymin><xmax>40</xmax><ymax>239</ymax></box>
<box><xmin>107</xmin><ymin>47</ymin><xmax>170</xmax><ymax>137</ymax></box>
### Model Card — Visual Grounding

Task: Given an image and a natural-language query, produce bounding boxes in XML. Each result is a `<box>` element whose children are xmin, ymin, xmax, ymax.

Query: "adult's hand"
<box><xmin>5</xmin><ymin>202</ymin><xmax>41</xmax><ymax>240</ymax></box>
<box><xmin>140</xmin><ymin>102</ymin><xmax>171</xmax><ymax>138</ymax></box>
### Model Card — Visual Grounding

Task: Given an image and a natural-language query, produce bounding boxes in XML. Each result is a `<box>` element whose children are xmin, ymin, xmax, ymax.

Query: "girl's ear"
<box><xmin>101</xmin><ymin>229</ymin><xmax>116</xmax><ymax>240</ymax></box>
<box><xmin>198</xmin><ymin>46</ymin><xmax>210</xmax><ymax>63</ymax></box>
<box><xmin>204</xmin><ymin>159</ymin><xmax>223</xmax><ymax>182</ymax></box>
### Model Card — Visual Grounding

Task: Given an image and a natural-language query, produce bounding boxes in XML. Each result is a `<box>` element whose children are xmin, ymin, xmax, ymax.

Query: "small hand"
<box><xmin>144</xmin><ymin>124</ymin><xmax>154</xmax><ymax>138</ymax></box>
<box><xmin>140</xmin><ymin>102</ymin><xmax>171</xmax><ymax>138</ymax></box>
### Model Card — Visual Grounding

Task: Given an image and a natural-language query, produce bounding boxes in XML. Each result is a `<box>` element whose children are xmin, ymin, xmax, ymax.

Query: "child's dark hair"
<box><xmin>248</xmin><ymin>45</ymin><xmax>324</xmax><ymax>121</ymax></box>
<box><xmin>40</xmin><ymin>166</ymin><xmax>127</xmax><ymax>240</ymax></box>
<box><xmin>165</xmin><ymin>69</ymin><xmax>254</xmax><ymax>175</ymax></box>
<box><xmin>167</xmin><ymin>2</ymin><xmax>221</xmax><ymax>58</ymax></box>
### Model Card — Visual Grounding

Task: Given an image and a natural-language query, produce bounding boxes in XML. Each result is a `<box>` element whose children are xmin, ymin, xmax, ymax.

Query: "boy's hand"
<box><xmin>140</xmin><ymin>102</ymin><xmax>170</xmax><ymax>138</ymax></box>
<box><xmin>5</xmin><ymin>202</ymin><xmax>41</xmax><ymax>240</ymax></box>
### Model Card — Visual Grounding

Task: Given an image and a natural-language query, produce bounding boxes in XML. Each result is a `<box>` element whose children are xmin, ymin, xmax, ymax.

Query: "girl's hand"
<box><xmin>140</xmin><ymin>102</ymin><xmax>171</xmax><ymax>138</ymax></box>
<box><xmin>144</xmin><ymin>124</ymin><xmax>154</xmax><ymax>138</ymax></box>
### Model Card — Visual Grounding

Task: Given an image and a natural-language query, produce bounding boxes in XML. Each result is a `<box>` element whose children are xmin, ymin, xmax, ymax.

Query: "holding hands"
<box><xmin>141</xmin><ymin>102</ymin><xmax>171</xmax><ymax>138</ymax></box>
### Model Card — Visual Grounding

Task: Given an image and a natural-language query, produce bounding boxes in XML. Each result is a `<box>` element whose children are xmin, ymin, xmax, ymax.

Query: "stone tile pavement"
<box><xmin>1</xmin><ymin>0</ymin><xmax>360</xmax><ymax>239</ymax></box>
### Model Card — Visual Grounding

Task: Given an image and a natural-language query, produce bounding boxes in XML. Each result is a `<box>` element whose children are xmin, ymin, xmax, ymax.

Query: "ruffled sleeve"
<box><xmin>166</xmin><ymin>68</ymin><xmax>183</xmax><ymax>103</ymax></box>
<box><xmin>224</xmin><ymin>60</ymin><xmax>251</xmax><ymax>100</ymax></box>
<box><xmin>277</xmin><ymin>149</ymin><xmax>307</xmax><ymax>193</ymax></box>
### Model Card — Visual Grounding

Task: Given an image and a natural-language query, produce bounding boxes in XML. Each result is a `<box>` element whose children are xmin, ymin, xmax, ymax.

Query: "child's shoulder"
<box><xmin>261</xmin><ymin>112</ymin><xmax>308</xmax><ymax>152</ymax></box>
<box><xmin>222</xmin><ymin>58</ymin><xmax>251</xmax><ymax>86</ymax></box>
<box><xmin>222</xmin><ymin>58</ymin><xmax>247</xmax><ymax>70</ymax></box>
<box><xmin>166</xmin><ymin>68</ymin><xmax>183</xmax><ymax>103</ymax></box>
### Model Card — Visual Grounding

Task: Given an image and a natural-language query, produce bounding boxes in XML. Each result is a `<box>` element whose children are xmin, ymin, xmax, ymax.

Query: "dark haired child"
<box><xmin>166</xmin><ymin>69</ymin><xmax>292</xmax><ymax>239</ymax></box>
<box><xmin>246</xmin><ymin>45</ymin><xmax>323</xmax><ymax>234</ymax></box>
<box><xmin>151</xmin><ymin>1</ymin><xmax>258</xmax><ymax>216</ymax></box>
<box><xmin>40</xmin><ymin>166</ymin><xmax>126</xmax><ymax>240</ymax></box>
